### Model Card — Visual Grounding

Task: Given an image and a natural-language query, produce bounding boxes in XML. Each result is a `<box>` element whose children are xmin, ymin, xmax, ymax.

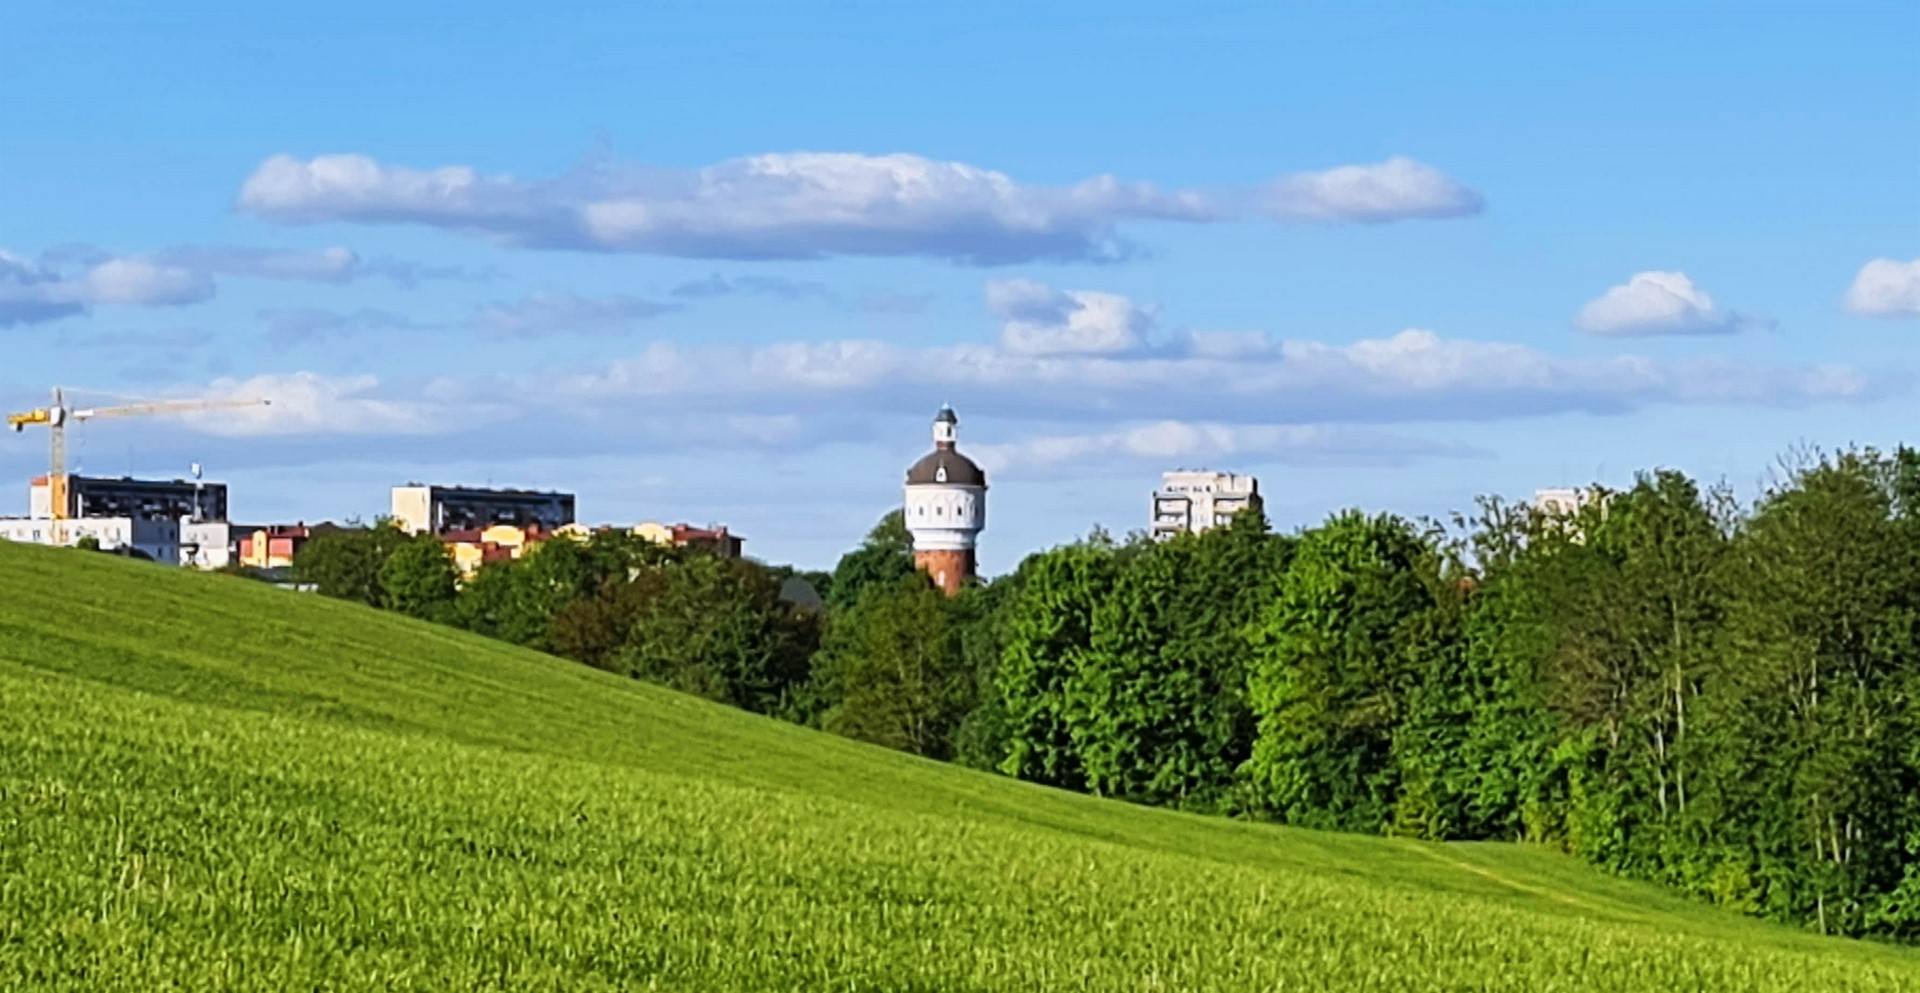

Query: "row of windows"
<box><xmin>912</xmin><ymin>503</ymin><xmax>980</xmax><ymax>519</ymax></box>
<box><xmin>4</xmin><ymin>529</ymin><xmax>136</xmax><ymax>543</ymax></box>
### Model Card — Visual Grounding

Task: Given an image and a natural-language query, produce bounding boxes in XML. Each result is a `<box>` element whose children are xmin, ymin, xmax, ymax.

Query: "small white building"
<box><xmin>1152</xmin><ymin>470</ymin><xmax>1260</xmax><ymax>537</ymax></box>
<box><xmin>181</xmin><ymin>520</ymin><xmax>234</xmax><ymax>569</ymax></box>
<box><xmin>0</xmin><ymin>515</ymin><xmax>181</xmax><ymax>563</ymax></box>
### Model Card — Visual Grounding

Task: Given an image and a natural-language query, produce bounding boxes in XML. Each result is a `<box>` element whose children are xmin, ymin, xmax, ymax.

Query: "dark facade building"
<box><xmin>34</xmin><ymin>474</ymin><xmax>229</xmax><ymax>522</ymax></box>
<box><xmin>390</xmin><ymin>484</ymin><xmax>577</xmax><ymax>535</ymax></box>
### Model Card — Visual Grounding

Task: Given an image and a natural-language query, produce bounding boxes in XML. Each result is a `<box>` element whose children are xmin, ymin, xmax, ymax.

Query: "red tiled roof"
<box><xmin>671</xmin><ymin>524</ymin><xmax>736</xmax><ymax>542</ymax></box>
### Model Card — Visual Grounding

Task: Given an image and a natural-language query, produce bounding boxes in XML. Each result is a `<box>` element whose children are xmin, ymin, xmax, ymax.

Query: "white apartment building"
<box><xmin>0</xmin><ymin>515</ymin><xmax>181</xmax><ymax>563</ymax></box>
<box><xmin>2</xmin><ymin>475</ymin><xmax>230</xmax><ymax>567</ymax></box>
<box><xmin>1152</xmin><ymin>470</ymin><xmax>1260</xmax><ymax>537</ymax></box>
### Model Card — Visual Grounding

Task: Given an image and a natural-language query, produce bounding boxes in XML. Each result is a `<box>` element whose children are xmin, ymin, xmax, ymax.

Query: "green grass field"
<box><xmin>1</xmin><ymin>541</ymin><xmax>1914</xmax><ymax>991</ymax></box>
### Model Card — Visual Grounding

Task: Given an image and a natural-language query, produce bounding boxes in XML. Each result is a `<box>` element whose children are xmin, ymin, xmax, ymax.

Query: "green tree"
<box><xmin>617</xmin><ymin>555</ymin><xmax>821</xmax><ymax>715</ymax></box>
<box><xmin>1417</xmin><ymin>503</ymin><xmax>1563</xmax><ymax>842</ymax></box>
<box><xmin>1075</xmin><ymin>535</ymin><xmax>1203</xmax><ymax>803</ymax></box>
<box><xmin>495</xmin><ymin>534</ymin><xmax>607</xmax><ymax>650</ymax></box>
<box><xmin>828</xmin><ymin>510</ymin><xmax>915</xmax><ymax>611</ymax></box>
<box><xmin>950</xmin><ymin>573</ymin><xmax>1022</xmax><ymax>772</ymax></box>
<box><xmin>995</xmin><ymin>541</ymin><xmax>1115</xmax><ymax>790</ymax></box>
<box><xmin>1513</xmin><ymin>474</ymin><xmax>1730</xmax><ymax>869</ymax></box>
<box><xmin>379</xmin><ymin>534</ymin><xmax>460</xmax><ymax>622</ymax></box>
<box><xmin>763</xmin><ymin>563</ymin><xmax>834</xmax><ymax>609</ymax></box>
<box><xmin>547</xmin><ymin>566</ymin><xmax>667</xmax><ymax>672</ymax></box>
<box><xmin>1070</xmin><ymin>513</ymin><xmax>1289</xmax><ymax>810</ymax></box>
<box><xmin>1694</xmin><ymin>452</ymin><xmax>1919</xmax><ymax>934</ymax></box>
<box><xmin>810</xmin><ymin>572</ymin><xmax>972</xmax><ymax>758</ymax></box>
<box><xmin>1242</xmin><ymin>511</ymin><xmax>1437</xmax><ymax>832</ymax></box>
<box><xmin>453</xmin><ymin>558</ymin><xmax>527</xmax><ymax>639</ymax></box>
<box><xmin>452</xmin><ymin>531</ymin><xmax>660</xmax><ymax>649</ymax></box>
<box><xmin>293</xmin><ymin>522</ymin><xmax>410</xmax><ymax>606</ymax></box>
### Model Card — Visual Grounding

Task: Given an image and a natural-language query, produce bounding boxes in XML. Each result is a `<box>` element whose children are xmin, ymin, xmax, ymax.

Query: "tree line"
<box><xmin>289</xmin><ymin>447</ymin><xmax>1920</xmax><ymax>942</ymax></box>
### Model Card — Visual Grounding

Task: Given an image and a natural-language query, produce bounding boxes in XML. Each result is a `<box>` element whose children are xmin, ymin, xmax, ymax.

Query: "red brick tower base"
<box><xmin>914</xmin><ymin>547</ymin><xmax>976</xmax><ymax>596</ymax></box>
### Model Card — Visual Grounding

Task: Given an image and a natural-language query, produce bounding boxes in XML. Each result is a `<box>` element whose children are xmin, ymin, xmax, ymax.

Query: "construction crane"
<box><xmin>6</xmin><ymin>387</ymin><xmax>270</xmax><ymax>521</ymax></box>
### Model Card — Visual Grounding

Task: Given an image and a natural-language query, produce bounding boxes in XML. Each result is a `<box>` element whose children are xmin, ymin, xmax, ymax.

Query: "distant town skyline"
<box><xmin>3</xmin><ymin>3</ymin><xmax>1916</xmax><ymax>572</ymax></box>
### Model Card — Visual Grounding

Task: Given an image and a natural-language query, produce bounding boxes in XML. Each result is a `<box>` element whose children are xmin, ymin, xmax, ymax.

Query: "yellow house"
<box><xmin>441</xmin><ymin>523</ymin><xmax>557</xmax><ymax>577</ymax></box>
<box><xmin>460</xmin><ymin>521</ymin><xmax>741</xmax><ymax>565</ymax></box>
<box><xmin>632</xmin><ymin>521</ymin><xmax>675</xmax><ymax>545</ymax></box>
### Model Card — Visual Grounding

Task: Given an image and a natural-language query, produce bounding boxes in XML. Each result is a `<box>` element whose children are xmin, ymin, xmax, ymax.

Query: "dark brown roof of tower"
<box><xmin>905</xmin><ymin>449</ymin><xmax>986</xmax><ymax>487</ymax></box>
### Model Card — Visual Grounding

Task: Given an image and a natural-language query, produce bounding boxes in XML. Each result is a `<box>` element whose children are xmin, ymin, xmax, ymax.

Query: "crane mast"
<box><xmin>6</xmin><ymin>387</ymin><xmax>269</xmax><ymax>522</ymax></box>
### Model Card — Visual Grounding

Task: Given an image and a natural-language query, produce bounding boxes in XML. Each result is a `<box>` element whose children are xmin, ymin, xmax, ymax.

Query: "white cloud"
<box><xmin>153</xmin><ymin>245</ymin><xmax>493</xmax><ymax>288</ymax></box>
<box><xmin>1575</xmin><ymin>270</ymin><xmax>1760</xmax><ymax>335</ymax></box>
<box><xmin>258</xmin><ymin>292</ymin><xmax>683</xmax><ymax>348</ymax></box>
<box><xmin>124</xmin><ymin>283</ymin><xmax>1888</xmax><ymax>477</ymax></box>
<box><xmin>520</xmin><ymin>283</ymin><xmax>1876</xmax><ymax>428</ymax></box>
<box><xmin>669</xmin><ymin>273</ymin><xmax>932</xmax><ymax>314</ymax></box>
<box><xmin>154</xmin><ymin>245</ymin><xmax>360</xmax><ymax>283</ymax></box>
<box><xmin>69</xmin><ymin>328</ymin><xmax>215</xmax><ymax>352</ymax></box>
<box><xmin>988</xmin><ymin>279</ymin><xmax>1156</xmax><ymax>355</ymax></box>
<box><xmin>0</xmin><ymin>250</ymin><xmax>211</xmax><ymax>326</ymax></box>
<box><xmin>0</xmin><ymin>242</ymin><xmax>485</xmax><ymax>329</ymax></box>
<box><xmin>1261</xmin><ymin>157</ymin><xmax>1484</xmax><ymax>223</ymax></box>
<box><xmin>546</xmin><ymin>322</ymin><xmax>1879</xmax><ymax>428</ymax></box>
<box><xmin>76</xmin><ymin>258</ymin><xmax>214</xmax><ymax>306</ymax></box>
<box><xmin>0</xmin><ymin>252</ymin><xmax>86</xmax><ymax>326</ymax></box>
<box><xmin>970</xmin><ymin>421</ymin><xmax>1478</xmax><ymax>475</ymax></box>
<box><xmin>236</xmin><ymin>151</ymin><xmax>1483</xmax><ymax>264</ymax></box>
<box><xmin>469</xmin><ymin>291</ymin><xmax>680</xmax><ymax>339</ymax></box>
<box><xmin>181</xmin><ymin>372</ymin><xmax>495</xmax><ymax>437</ymax></box>
<box><xmin>670</xmin><ymin>272</ymin><xmax>837</xmax><ymax>303</ymax></box>
<box><xmin>258</xmin><ymin>307</ymin><xmax>425</xmax><ymax>349</ymax></box>
<box><xmin>1844</xmin><ymin>258</ymin><xmax>1920</xmax><ymax>317</ymax></box>
<box><xmin>857</xmin><ymin>290</ymin><xmax>935</xmax><ymax>314</ymax></box>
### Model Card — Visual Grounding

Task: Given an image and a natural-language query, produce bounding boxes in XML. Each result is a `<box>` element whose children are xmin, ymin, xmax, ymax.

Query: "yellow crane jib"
<box><xmin>5</xmin><ymin>388</ymin><xmax>269</xmax><ymax>520</ymax></box>
<box><xmin>6</xmin><ymin>408</ymin><xmax>56</xmax><ymax>430</ymax></box>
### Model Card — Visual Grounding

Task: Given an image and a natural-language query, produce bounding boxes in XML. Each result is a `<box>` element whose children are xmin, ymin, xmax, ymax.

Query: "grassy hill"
<box><xmin>1</xmin><ymin>541</ymin><xmax>1914</xmax><ymax>991</ymax></box>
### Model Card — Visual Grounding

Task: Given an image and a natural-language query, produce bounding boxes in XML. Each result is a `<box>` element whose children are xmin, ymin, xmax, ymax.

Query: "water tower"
<box><xmin>901</xmin><ymin>405</ymin><xmax>987</xmax><ymax>595</ymax></box>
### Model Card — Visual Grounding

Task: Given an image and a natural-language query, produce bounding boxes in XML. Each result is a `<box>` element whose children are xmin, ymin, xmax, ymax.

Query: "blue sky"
<box><xmin>3</xmin><ymin>1</ymin><xmax>1916</xmax><ymax>571</ymax></box>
